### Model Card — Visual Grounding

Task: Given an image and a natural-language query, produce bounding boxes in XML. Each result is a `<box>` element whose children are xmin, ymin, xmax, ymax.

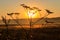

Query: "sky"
<box><xmin>0</xmin><ymin>0</ymin><xmax>60</xmax><ymax>19</ymax></box>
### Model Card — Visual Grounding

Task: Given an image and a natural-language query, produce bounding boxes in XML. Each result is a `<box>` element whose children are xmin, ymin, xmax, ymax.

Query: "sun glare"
<box><xmin>28</xmin><ymin>10</ymin><xmax>35</xmax><ymax>18</ymax></box>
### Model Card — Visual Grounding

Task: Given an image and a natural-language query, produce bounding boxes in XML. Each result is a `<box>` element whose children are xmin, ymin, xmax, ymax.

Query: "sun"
<box><xmin>28</xmin><ymin>10</ymin><xmax>36</xmax><ymax>18</ymax></box>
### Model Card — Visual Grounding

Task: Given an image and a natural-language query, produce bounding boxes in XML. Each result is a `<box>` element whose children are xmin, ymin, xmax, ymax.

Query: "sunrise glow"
<box><xmin>28</xmin><ymin>10</ymin><xmax>35</xmax><ymax>18</ymax></box>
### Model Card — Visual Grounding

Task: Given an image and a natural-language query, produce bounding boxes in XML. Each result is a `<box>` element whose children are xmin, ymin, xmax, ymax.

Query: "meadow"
<box><xmin>0</xmin><ymin>25</ymin><xmax>60</xmax><ymax>40</ymax></box>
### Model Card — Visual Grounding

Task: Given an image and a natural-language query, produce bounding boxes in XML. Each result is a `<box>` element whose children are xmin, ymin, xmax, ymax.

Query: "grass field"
<box><xmin>0</xmin><ymin>26</ymin><xmax>60</xmax><ymax>40</ymax></box>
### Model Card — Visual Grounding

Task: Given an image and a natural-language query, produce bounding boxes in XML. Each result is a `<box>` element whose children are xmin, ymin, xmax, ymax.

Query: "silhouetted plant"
<box><xmin>7</xmin><ymin>13</ymin><xmax>26</xmax><ymax>30</ymax></box>
<box><xmin>21</xmin><ymin>4</ymin><xmax>30</xmax><ymax>9</ymax></box>
<box><xmin>1</xmin><ymin>16</ymin><xmax>10</xmax><ymax>39</ymax></box>
<box><xmin>33</xmin><ymin>7</ymin><xmax>41</xmax><ymax>11</ymax></box>
<box><xmin>45</xmin><ymin>9</ymin><xmax>53</xmax><ymax>14</ymax></box>
<box><xmin>14</xmin><ymin>13</ymin><xmax>20</xmax><ymax>19</ymax></box>
<box><xmin>45</xmin><ymin>20</ymin><xmax>54</xmax><ymax>23</ymax></box>
<box><xmin>20</xmin><ymin>4</ymin><xmax>54</xmax><ymax>40</ymax></box>
<box><xmin>1</xmin><ymin>16</ymin><xmax>8</xmax><ymax>26</ymax></box>
<box><xmin>1</xmin><ymin>15</ymin><xmax>11</xmax><ymax>27</ymax></box>
<box><xmin>32</xmin><ymin>9</ymin><xmax>54</xmax><ymax>25</ymax></box>
<box><xmin>7</xmin><ymin>13</ymin><xmax>14</xmax><ymax>19</ymax></box>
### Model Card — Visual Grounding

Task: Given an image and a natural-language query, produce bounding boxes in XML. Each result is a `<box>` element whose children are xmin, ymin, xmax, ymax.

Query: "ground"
<box><xmin>0</xmin><ymin>27</ymin><xmax>60</xmax><ymax>40</ymax></box>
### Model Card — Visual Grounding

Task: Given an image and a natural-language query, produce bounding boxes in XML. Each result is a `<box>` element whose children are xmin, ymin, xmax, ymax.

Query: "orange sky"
<box><xmin>0</xmin><ymin>0</ymin><xmax>60</xmax><ymax>19</ymax></box>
